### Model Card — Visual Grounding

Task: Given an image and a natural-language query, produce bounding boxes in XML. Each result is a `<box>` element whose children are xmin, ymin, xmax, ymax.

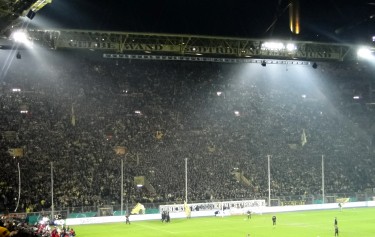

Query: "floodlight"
<box><xmin>11</xmin><ymin>31</ymin><xmax>33</xmax><ymax>48</ymax></box>
<box><xmin>12</xmin><ymin>31</ymin><xmax>28</xmax><ymax>43</ymax></box>
<box><xmin>357</xmin><ymin>47</ymin><xmax>373</xmax><ymax>59</ymax></box>
<box><xmin>262</xmin><ymin>42</ymin><xmax>284</xmax><ymax>51</ymax></box>
<box><xmin>286</xmin><ymin>43</ymin><xmax>297</xmax><ymax>51</ymax></box>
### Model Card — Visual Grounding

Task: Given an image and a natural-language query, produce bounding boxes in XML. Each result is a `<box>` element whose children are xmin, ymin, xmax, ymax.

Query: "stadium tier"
<box><xmin>0</xmin><ymin>49</ymin><xmax>375</xmax><ymax>214</ymax></box>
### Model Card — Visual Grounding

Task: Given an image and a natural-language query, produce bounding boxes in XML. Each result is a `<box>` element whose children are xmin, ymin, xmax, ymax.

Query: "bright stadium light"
<box><xmin>12</xmin><ymin>31</ymin><xmax>28</xmax><ymax>42</ymax></box>
<box><xmin>11</xmin><ymin>31</ymin><xmax>33</xmax><ymax>48</ymax></box>
<box><xmin>357</xmin><ymin>47</ymin><xmax>374</xmax><ymax>59</ymax></box>
<box><xmin>261</xmin><ymin>42</ymin><xmax>285</xmax><ymax>51</ymax></box>
<box><xmin>261</xmin><ymin>42</ymin><xmax>297</xmax><ymax>52</ymax></box>
<box><xmin>286</xmin><ymin>43</ymin><xmax>297</xmax><ymax>51</ymax></box>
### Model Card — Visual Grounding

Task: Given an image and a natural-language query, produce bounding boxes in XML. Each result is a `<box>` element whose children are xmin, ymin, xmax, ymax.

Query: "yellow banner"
<box><xmin>336</xmin><ymin>198</ymin><xmax>349</xmax><ymax>203</ymax></box>
<box><xmin>114</xmin><ymin>146</ymin><xmax>127</xmax><ymax>155</ymax></box>
<box><xmin>8</xmin><ymin>148</ymin><xmax>24</xmax><ymax>157</ymax></box>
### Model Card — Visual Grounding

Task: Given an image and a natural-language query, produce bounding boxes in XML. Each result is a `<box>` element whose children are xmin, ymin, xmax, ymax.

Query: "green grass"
<box><xmin>70</xmin><ymin>207</ymin><xmax>375</xmax><ymax>237</ymax></box>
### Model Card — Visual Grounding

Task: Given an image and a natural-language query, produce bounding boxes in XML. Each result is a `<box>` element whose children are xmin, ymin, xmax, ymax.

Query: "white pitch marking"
<box><xmin>135</xmin><ymin>223</ymin><xmax>177</xmax><ymax>234</ymax></box>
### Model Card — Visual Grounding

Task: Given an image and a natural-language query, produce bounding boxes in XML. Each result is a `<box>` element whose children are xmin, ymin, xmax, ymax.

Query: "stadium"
<box><xmin>0</xmin><ymin>1</ymin><xmax>375</xmax><ymax>237</ymax></box>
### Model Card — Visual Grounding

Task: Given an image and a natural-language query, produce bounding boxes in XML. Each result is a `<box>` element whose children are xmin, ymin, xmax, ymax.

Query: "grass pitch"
<box><xmin>70</xmin><ymin>207</ymin><xmax>375</xmax><ymax>237</ymax></box>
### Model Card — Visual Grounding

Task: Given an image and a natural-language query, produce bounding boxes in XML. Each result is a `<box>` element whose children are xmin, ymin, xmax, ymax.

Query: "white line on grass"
<box><xmin>135</xmin><ymin>223</ymin><xmax>177</xmax><ymax>234</ymax></box>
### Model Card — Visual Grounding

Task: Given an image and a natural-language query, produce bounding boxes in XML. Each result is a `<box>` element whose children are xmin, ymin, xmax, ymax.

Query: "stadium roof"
<box><xmin>27</xmin><ymin>0</ymin><xmax>375</xmax><ymax>42</ymax></box>
<box><xmin>0</xmin><ymin>0</ymin><xmax>51</xmax><ymax>35</ymax></box>
<box><xmin>1</xmin><ymin>1</ymin><xmax>374</xmax><ymax>41</ymax></box>
<box><xmin>0</xmin><ymin>1</ymin><xmax>374</xmax><ymax>62</ymax></box>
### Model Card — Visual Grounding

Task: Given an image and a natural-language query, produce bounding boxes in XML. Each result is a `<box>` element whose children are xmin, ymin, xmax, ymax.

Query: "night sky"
<box><xmin>28</xmin><ymin>0</ymin><xmax>375</xmax><ymax>43</ymax></box>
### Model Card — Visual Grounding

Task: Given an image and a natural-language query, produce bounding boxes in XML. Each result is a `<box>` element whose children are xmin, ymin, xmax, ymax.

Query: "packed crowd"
<box><xmin>0</xmin><ymin>49</ymin><xmax>374</xmax><ymax>213</ymax></box>
<box><xmin>0</xmin><ymin>214</ymin><xmax>75</xmax><ymax>237</ymax></box>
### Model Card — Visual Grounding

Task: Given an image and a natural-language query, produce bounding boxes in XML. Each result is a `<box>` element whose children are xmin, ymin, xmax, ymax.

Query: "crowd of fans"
<box><xmin>0</xmin><ymin>214</ymin><xmax>75</xmax><ymax>237</ymax></box>
<box><xmin>0</xmin><ymin>49</ymin><xmax>374</xmax><ymax>213</ymax></box>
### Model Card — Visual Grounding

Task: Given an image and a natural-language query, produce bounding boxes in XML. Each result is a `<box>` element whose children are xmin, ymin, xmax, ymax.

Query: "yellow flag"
<box><xmin>156</xmin><ymin>131</ymin><xmax>163</xmax><ymax>140</ymax></box>
<box><xmin>207</xmin><ymin>145</ymin><xmax>216</xmax><ymax>153</ymax></box>
<box><xmin>114</xmin><ymin>146</ymin><xmax>126</xmax><ymax>155</ymax></box>
<box><xmin>8</xmin><ymin>148</ymin><xmax>24</xmax><ymax>157</ymax></box>
<box><xmin>134</xmin><ymin>176</ymin><xmax>145</xmax><ymax>187</ymax></box>
<box><xmin>336</xmin><ymin>198</ymin><xmax>349</xmax><ymax>203</ymax></box>
<box><xmin>131</xmin><ymin>203</ymin><xmax>145</xmax><ymax>214</ymax></box>
<box><xmin>184</xmin><ymin>201</ymin><xmax>191</xmax><ymax>218</ymax></box>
